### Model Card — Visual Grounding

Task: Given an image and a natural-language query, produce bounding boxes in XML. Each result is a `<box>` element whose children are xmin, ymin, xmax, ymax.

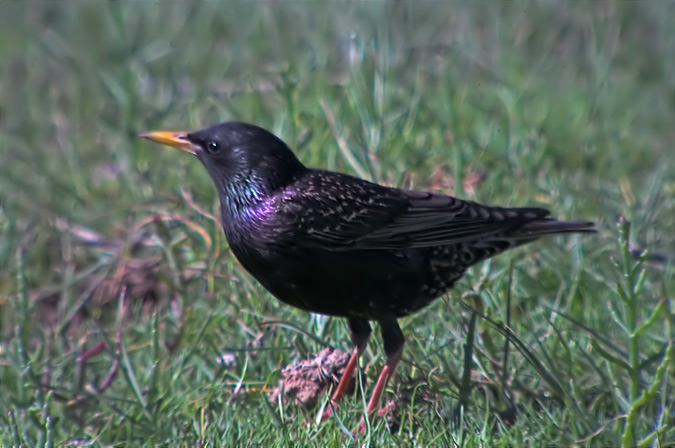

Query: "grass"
<box><xmin>1</xmin><ymin>2</ymin><xmax>674</xmax><ymax>447</ymax></box>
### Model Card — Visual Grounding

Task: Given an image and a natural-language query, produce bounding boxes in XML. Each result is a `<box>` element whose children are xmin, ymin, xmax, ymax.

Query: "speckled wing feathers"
<box><xmin>278</xmin><ymin>171</ymin><xmax>409</xmax><ymax>248</ymax></box>
<box><xmin>279</xmin><ymin>170</ymin><xmax>559</xmax><ymax>251</ymax></box>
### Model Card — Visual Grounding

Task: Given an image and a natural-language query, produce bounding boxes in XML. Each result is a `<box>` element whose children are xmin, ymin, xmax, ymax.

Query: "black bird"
<box><xmin>140</xmin><ymin>121</ymin><xmax>595</xmax><ymax>419</ymax></box>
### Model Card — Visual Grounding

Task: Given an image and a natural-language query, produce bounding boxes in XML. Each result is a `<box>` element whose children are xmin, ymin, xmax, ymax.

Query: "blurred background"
<box><xmin>0</xmin><ymin>2</ymin><xmax>673</xmax><ymax>446</ymax></box>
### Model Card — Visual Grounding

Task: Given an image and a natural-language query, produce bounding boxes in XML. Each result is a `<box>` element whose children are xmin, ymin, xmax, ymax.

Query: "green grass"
<box><xmin>1</xmin><ymin>2</ymin><xmax>674</xmax><ymax>447</ymax></box>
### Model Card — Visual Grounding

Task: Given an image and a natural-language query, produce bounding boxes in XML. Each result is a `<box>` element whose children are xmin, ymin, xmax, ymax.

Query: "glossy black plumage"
<box><xmin>140</xmin><ymin>121</ymin><xmax>595</xmax><ymax>418</ymax></box>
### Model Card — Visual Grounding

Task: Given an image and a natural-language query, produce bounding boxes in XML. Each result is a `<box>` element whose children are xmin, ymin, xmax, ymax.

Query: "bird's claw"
<box><xmin>355</xmin><ymin>400</ymin><xmax>396</xmax><ymax>434</ymax></box>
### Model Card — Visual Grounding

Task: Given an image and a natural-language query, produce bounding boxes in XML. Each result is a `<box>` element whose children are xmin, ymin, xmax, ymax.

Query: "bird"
<box><xmin>140</xmin><ymin>121</ymin><xmax>595</xmax><ymax>420</ymax></box>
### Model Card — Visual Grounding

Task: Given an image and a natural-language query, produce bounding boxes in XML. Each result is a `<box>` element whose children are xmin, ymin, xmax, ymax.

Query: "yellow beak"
<box><xmin>138</xmin><ymin>131</ymin><xmax>196</xmax><ymax>155</ymax></box>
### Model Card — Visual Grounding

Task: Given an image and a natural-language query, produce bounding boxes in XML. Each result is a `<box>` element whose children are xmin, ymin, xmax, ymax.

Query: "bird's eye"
<box><xmin>206</xmin><ymin>141</ymin><xmax>220</xmax><ymax>154</ymax></box>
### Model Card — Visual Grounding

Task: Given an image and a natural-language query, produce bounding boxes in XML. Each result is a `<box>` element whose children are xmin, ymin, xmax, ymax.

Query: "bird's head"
<box><xmin>140</xmin><ymin>121</ymin><xmax>307</xmax><ymax>213</ymax></box>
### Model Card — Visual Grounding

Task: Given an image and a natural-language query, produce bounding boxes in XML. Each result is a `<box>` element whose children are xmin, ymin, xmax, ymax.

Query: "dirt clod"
<box><xmin>269</xmin><ymin>347</ymin><xmax>356</xmax><ymax>409</ymax></box>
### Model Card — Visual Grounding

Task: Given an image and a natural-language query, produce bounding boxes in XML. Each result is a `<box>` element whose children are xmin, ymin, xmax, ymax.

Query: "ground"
<box><xmin>0</xmin><ymin>2</ymin><xmax>673</xmax><ymax>447</ymax></box>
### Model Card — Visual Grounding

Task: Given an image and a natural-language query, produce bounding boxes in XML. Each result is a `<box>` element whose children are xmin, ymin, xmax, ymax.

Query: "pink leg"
<box><xmin>365</xmin><ymin>347</ymin><xmax>402</xmax><ymax>414</ymax></box>
<box><xmin>357</xmin><ymin>317</ymin><xmax>404</xmax><ymax>432</ymax></box>
<box><xmin>319</xmin><ymin>319</ymin><xmax>371</xmax><ymax>421</ymax></box>
<box><xmin>320</xmin><ymin>344</ymin><xmax>365</xmax><ymax>419</ymax></box>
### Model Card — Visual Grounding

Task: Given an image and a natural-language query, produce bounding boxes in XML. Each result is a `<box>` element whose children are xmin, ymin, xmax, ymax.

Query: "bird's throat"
<box><xmin>218</xmin><ymin>175</ymin><xmax>271</xmax><ymax>216</ymax></box>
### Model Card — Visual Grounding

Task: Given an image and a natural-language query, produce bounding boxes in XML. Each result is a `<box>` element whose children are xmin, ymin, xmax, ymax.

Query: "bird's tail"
<box><xmin>514</xmin><ymin>218</ymin><xmax>596</xmax><ymax>238</ymax></box>
<box><xmin>462</xmin><ymin>217</ymin><xmax>596</xmax><ymax>267</ymax></box>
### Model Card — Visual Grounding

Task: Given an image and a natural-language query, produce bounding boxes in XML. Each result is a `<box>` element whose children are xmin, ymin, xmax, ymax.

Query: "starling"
<box><xmin>140</xmin><ymin>121</ymin><xmax>595</xmax><ymax>419</ymax></box>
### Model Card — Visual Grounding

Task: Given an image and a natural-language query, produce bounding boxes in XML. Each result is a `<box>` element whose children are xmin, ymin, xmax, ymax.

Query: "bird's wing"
<box><xmin>277</xmin><ymin>171</ymin><xmax>551</xmax><ymax>251</ymax></box>
<box><xmin>355</xmin><ymin>189</ymin><xmax>551</xmax><ymax>249</ymax></box>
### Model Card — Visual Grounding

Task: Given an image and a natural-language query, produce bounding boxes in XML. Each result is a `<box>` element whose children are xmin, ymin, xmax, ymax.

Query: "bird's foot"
<box><xmin>357</xmin><ymin>420</ymin><xmax>366</xmax><ymax>434</ymax></box>
<box><xmin>377</xmin><ymin>399</ymin><xmax>396</xmax><ymax>418</ymax></box>
<box><xmin>355</xmin><ymin>400</ymin><xmax>397</xmax><ymax>434</ymax></box>
<box><xmin>319</xmin><ymin>404</ymin><xmax>335</xmax><ymax>422</ymax></box>
<box><xmin>303</xmin><ymin>400</ymin><xmax>338</xmax><ymax>427</ymax></box>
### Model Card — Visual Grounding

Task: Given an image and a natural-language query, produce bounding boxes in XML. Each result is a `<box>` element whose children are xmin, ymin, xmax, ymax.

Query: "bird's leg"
<box><xmin>365</xmin><ymin>317</ymin><xmax>404</xmax><ymax>415</ymax></box>
<box><xmin>320</xmin><ymin>319</ymin><xmax>371</xmax><ymax>420</ymax></box>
